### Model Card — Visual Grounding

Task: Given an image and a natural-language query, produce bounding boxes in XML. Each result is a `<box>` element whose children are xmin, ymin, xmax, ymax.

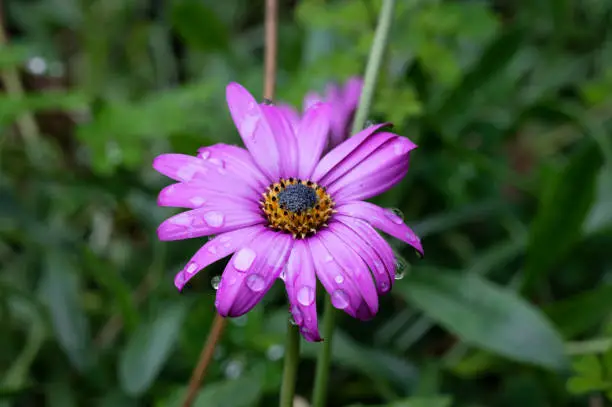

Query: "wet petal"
<box><xmin>318</xmin><ymin>229</ymin><xmax>378</xmax><ymax>320</ymax></box>
<box><xmin>173</xmin><ymin>225</ymin><xmax>264</xmax><ymax>291</ymax></box>
<box><xmin>296</xmin><ymin>102</ymin><xmax>332</xmax><ymax>180</ymax></box>
<box><xmin>328</xmin><ymin>221</ymin><xmax>393</xmax><ymax>295</ymax></box>
<box><xmin>153</xmin><ymin>154</ymin><xmax>209</xmax><ymax>183</ymax></box>
<box><xmin>197</xmin><ymin>143</ymin><xmax>269</xmax><ymax>190</ymax></box>
<box><xmin>158</xmin><ymin>182</ymin><xmax>257</xmax><ymax>208</ymax></box>
<box><xmin>335</xmin><ymin>214</ymin><xmax>397</xmax><ymax>282</ymax></box>
<box><xmin>336</xmin><ymin>201</ymin><xmax>423</xmax><ymax>255</ymax></box>
<box><xmin>311</xmin><ymin>123</ymin><xmax>391</xmax><ymax>182</ymax></box>
<box><xmin>307</xmin><ymin>234</ymin><xmax>368</xmax><ymax>319</ymax></box>
<box><xmin>157</xmin><ymin>201</ymin><xmax>264</xmax><ymax>241</ymax></box>
<box><xmin>327</xmin><ymin>134</ymin><xmax>417</xmax><ymax>203</ymax></box>
<box><xmin>225</xmin><ymin>82</ymin><xmax>281</xmax><ymax>180</ymax></box>
<box><xmin>215</xmin><ymin>231</ymin><xmax>294</xmax><ymax>317</ymax></box>
<box><xmin>285</xmin><ymin>240</ymin><xmax>321</xmax><ymax>341</ymax></box>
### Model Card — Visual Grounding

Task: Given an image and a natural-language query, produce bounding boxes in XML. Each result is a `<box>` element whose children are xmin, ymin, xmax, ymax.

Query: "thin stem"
<box><xmin>312</xmin><ymin>2</ymin><xmax>397</xmax><ymax>406</ymax></box>
<box><xmin>264</xmin><ymin>0</ymin><xmax>278</xmax><ymax>100</ymax></box>
<box><xmin>311</xmin><ymin>298</ymin><xmax>336</xmax><ymax>407</ymax></box>
<box><xmin>279</xmin><ymin>321</ymin><xmax>301</xmax><ymax>407</ymax></box>
<box><xmin>181</xmin><ymin>315</ymin><xmax>227</xmax><ymax>407</ymax></box>
<box><xmin>181</xmin><ymin>1</ymin><xmax>280</xmax><ymax>405</ymax></box>
<box><xmin>350</xmin><ymin>0</ymin><xmax>397</xmax><ymax>135</ymax></box>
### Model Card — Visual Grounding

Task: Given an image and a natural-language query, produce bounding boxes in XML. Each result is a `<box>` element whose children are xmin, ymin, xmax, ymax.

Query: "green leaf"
<box><xmin>162</xmin><ymin>376</ymin><xmax>263</xmax><ymax>407</ymax></box>
<box><xmin>118</xmin><ymin>301</ymin><xmax>188</xmax><ymax>396</ymax></box>
<box><xmin>389</xmin><ymin>396</ymin><xmax>453</xmax><ymax>407</ymax></box>
<box><xmin>38</xmin><ymin>253</ymin><xmax>91</xmax><ymax>372</ymax></box>
<box><xmin>545</xmin><ymin>284</ymin><xmax>612</xmax><ymax>338</ymax></box>
<box><xmin>572</xmin><ymin>355</ymin><xmax>602</xmax><ymax>379</ymax></box>
<box><xmin>523</xmin><ymin>142</ymin><xmax>603</xmax><ymax>290</ymax></box>
<box><xmin>171</xmin><ymin>0</ymin><xmax>229</xmax><ymax>52</ymax></box>
<box><xmin>398</xmin><ymin>270</ymin><xmax>568</xmax><ymax>370</ymax></box>
<box><xmin>584</xmin><ymin>166</ymin><xmax>612</xmax><ymax>235</ymax></box>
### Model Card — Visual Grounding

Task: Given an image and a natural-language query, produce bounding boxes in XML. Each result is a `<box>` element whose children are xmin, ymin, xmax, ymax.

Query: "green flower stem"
<box><xmin>311</xmin><ymin>298</ymin><xmax>336</xmax><ymax>407</ymax></box>
<box><xmin>312</xmin><ymin>1</ymin><xmax>397</xmax><ymax>406</ymax></box>
<box><xmin>279</xmin><ymin>321</ymin><xmax>301</xmax><ymax>407</ymax></box>
<box><xmin>351</xmin><ymin>0</ymin><xmax>397</xmax><ymax>135</ymax></box>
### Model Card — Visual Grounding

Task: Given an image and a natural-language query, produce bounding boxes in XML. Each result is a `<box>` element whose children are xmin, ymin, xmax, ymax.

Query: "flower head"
<box><xmin>153</xmin><ymin>82</ymin><xmax>422</xmax><ymax>342</ymax></box>
<box><xmin>280</xmin><ymin>77</ymin><xmax>363</xmax><ymax>150</ymax></box>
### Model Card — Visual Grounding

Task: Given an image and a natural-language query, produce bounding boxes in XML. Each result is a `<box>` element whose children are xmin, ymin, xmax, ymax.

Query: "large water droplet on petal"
<box><xmin>246</xmin><ymin>274</ymin><xmax>265</xmax><ymax>292</ymax></box>
<box><xmin>296</xmin><ymin>286</ymin><xmax>315</xmax><ymax>306</ymax></box>
<box><xmin>204</xmin><ymin>211</ymin><xmax>224</xmax><ymax>227</ymax></box>
<box><xmin>395</xmin><ymin>255</ymin><xmax>409</xmax><ymax>280</ymax></box>
<box><xmin>334</xmin><ymin>275</ymin><xmax>344</xmax><ymax>284</ymax></box>
<box><xmin>185</xmin><ymin>262</ymin><xmax>198</xmax><ymax>274</ymax></box>
<box><xmin>211</xmin><ymin>275</ymin><xmax>221</xmax><ymax>290</ymax></box>
<box><xmin>190</xmin><ymin>196</ymin><xmax>206</xmax><ymax>207</ymax></box>
<box><xmin>385</xmin><ymin>208</ymin><xmax>404</xmax><ymax>224</ymax></box>
<box><xmin>331</xmin><ymin>290</ymin><xmax>350</xmax><ymax>309</ymax></box>
<box><xmin>234</xmin><ymin>248</ymin><xmax>256</xmax><ymax>272</ymax></box>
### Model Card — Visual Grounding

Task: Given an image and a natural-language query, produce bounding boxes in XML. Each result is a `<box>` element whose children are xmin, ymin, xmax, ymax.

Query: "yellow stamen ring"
<box><xmin>260</xmin><ymin>177</ymin><xmax>335</xmax><ymax>239</ymax></box>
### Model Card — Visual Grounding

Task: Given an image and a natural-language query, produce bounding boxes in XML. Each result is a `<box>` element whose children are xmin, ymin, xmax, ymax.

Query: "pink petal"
<box><xmin>225</xmin><ymin>82</ymin><xmax>281</xmax><ymax>181</ymax></box>
<box><xmin>260</xmin><ymin>104</ymin><xmax>299</xmax><ymax>178</ymax></box>
<box><xmin>342</xmin><ymin>77</ymin><xmax>363</xmax><ymax>111</ymax></box>
<box><xmin>277</xmin><ymin>104</ymin><xmax>300</xmax><ymax>135</ymax></box>
<box><xmin>328</xmin><ymin>221</ymin><xmax>393</xmax><ymax>295</ymax></box>
<box><xmin>173</xmin><ymin>225</ymin><xmax>264</xmax><ymax>291</ymax></box>
<box><xmin>285</xmin><ymin>240</ymin><xmax>321</xmax><ymax>341</ymax></box>
<box><xmin>311</xmin><ymin>123</ymin><xmax>391</xmax><ymax>182</ymax></box>
<box><xmin>158</xmin><ymin>182</ymin><xmax>257</xmax><ymax>208</ymax></box>
<box><xmin>215</xmin><ymin>231</ymin><xmax>294</xmax><ymax>317</ymax></box>
<box><xmin>317</xmin><ymin>229</ymin><xmax>378</xmax><ymax>320</ymax></box>
<box><xmin>307</xmin><ymin>234</ymin><xmax>368</xmax><ymax>320</ymax></box>
<box><xmin>157</xmin><ymin>201</ymin><xmax>264</xmax><ymax>241</ymax></box>
<box><xmin>336</xmin><ymin>201</ymin><xmax>423</xmax><ymax>255</ymax></box>
<box><xmin>153</xmin><ymin>154</ymin><xmax>209</xmax><ymax>182</ymax></box>
<box><xmin>327</xmin><ymin>134</ymin><xmax>417</xmax><ymax>203</ymax></box>
<box><xmin>197</xmin><ymin>144</ymin><xmax>269</xmax><ymax>190</ymax></box>
<box><xmin>335</xmin><ymin>214</ymin><xmax>397</xmax><ymax>282</ymax></box>
<box><xmin>303</xmin><ymin>91</ymin><xmax>322</xmax><ymax>110</ymax></box>
<box><xmin>296</xmin><ymin>102</ymin><xmax>332</xmax><ymax>180</ymax></box>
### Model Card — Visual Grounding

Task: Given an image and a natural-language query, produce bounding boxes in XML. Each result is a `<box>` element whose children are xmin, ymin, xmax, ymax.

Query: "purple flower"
<box><xmin>279</xmin><ymin>77</ymin><xmax>363</xmax><ymax>150</ymax></box>
<box><xmin>153</xmin><ymin>82</ymin><xmax>422</xmax><ymax>342</ymax></box>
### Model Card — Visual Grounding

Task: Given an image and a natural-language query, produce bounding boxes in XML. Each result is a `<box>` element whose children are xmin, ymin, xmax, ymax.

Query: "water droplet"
<box><xmin>190</xmin><ymin>196</ymin><xmax>206</xmax><ymax>207</ymax></box>
<box><xmin>266</xmin><ymin>344</ymin><xmax>284</xmax><ymax>361</ymax></box>
<box><xmin>324</xmin><ymin>254</ymin><xmax>334</xmax><ymax>263</ymax></box>
<box><xmin>296</xmin><ymin>286</ymin><xmax>315</xmax><ymax>306</ymax></box>
<box><xmin>291</xmin><ymin>305</ymin><xmax>303</xmax><ymax>325</ymax></box>
<box><xmin>204</xmin><ymin>211</ymin><xmax>224</xmax><ymax>227</ymax></box>
<box><xmin>185</xmin><ymin>262</ymin><xmax>198</xmax><ymax>274</ymax></box>
<box><xmin>209</xmin><ymin>157</ymin><xmax>224</xmax><ymax>167</ymax></box>
<box><xmin>207</xmin><ymin>245</ymin><xmax>218</xmax><ymax>254</ymax></box>
<box><xmin>233</xmin><ymin>248</ymin><xmax>257</xmax><ymax>272</ymax></box>
<box><xmin>385</xmin><ymin>208</ymin><xmax>404</xmax><ymax>224</ymax></box>
<box><xmin>171</xmin><ymin>213</ymin><xmax>191</xmax><ymax>226</ymax></box>
<box><xmin>246</xmin><ymin>274</ymin><xmax>265</xmax><ymax>292</ymax></box>
<box><xmin>177</xmin><ymin>164</ymin><xmax>199</xmax><ymax>181</ymax></box>
<box><xmin>334</xmin><ymin>275</ymin><xmax>344</xmax><ymax>284</ymax></box>
<box><xmin>211</xmin><ymin>276</ymin><xmax>221</xmax><ymax>290</ymax></box>
<box><xmin>331</xmin><ymin>290</ymin><xmax>350</xmax><ymax>309</ymax></box>
<box><xmin>395</xmin><ymin>256</ymin><xmax>409</xmax><ymax>280</ymax></box>
<box><xmin>219</xmin><ymin>236</ymin><xmax>231</xmax><ymax>243</ymax></box>
<box><xmin>224</xmin><ymin>360</ymin><xmax>243</xmax><ymax>379</ymax></box>
<box><xmin>279</xmin><ymin>269</ymin><xmax>286</xmax><ymax>281</ymax></box>
<box><xmin>199</xmin><ymin>149</ymin><xmax>211</xmax><ymax>160</ymax></box>
<box><xmin>380</xmin><ymin>281</ymin><xmax>390</xmax><ymax>291</ymax></box>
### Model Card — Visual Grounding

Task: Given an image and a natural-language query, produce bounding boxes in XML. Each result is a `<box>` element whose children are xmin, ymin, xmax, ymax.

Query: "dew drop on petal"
<box><xmin>211</xmin><ymin>275</ymin><xmax>221</xmax><ymax>290</ymax></box>
<box><xmin>207</xmin><ymin>244</ymin><xmax>218</xmax><ymax>254</ymax></box>
<box><xmin>296</xmin><ymin>286</ymin><xmax>315</xmax><ymax>306</ymax></box>
<box><xmin>246</xmin><ymin>274</ymin><xmax>265</xmax><ymax>292</ymax></box>
<box><xmin>291</xmin><ymin>305</ymin><xmax>303</xmax><ymax>325</ymax></box>
<box><xmin>380</xmin><ymin>281</ymin><xmax>390</xmax><ymax>292</ymax></box>
<box><xmin>385</xmin><ymin>208</ymin><xmax>404</xmax><ymax>224</ymax></box>
<box><xmin>331</xmin><ymin>290</ymin><xmax>350</xmax><ymax>309</ymax></box>
<box><xmin>334</xmin><ymin>275</ymin><xmax>344</xmax><ymax>284</ymax></box>
<box><xmin>395</xmin><ymin>256</ymin><xmax>409</xmax><ymax>280</ymax></box>
<box><xmin>177</xmin><ymin>165</ymin><xmax>198</xmax><ymax>181</ymax></box>
<box><xmin>324</xmin><ymin>254</ymin><xmax>334</xmax><ymax>263</ymax></box>
<box><xmin>233</xmin><ymin>248</ymin><xmax>256</xmax><ymax>272</ymax></box>
<box><xmin>190</xmin><ymin>196</ymin><xmax>206</xmax><ymax>207</ymax></box>
<box><xmin>199</xmin><ymin>149</ymin><xmax>211</xmax><ymax>160</ymax></box>
<box><xmin>185</xmin><ymin>262</ymin><xmax>198</xmax><ymax>274</ymax></box>
<box><xmin>279</xmin><ymin>269</ymin><xmax>286</xmax><ymax>281</ymax></box>
<box><xmin>204</xmin><ymin>211</ymin><xmax>224</xmax><ymax>227</ymax></box>
<box><xmin>219</xmin><ymin>236</ymin><xmax>231</xmax><ymax>243</ymax></box>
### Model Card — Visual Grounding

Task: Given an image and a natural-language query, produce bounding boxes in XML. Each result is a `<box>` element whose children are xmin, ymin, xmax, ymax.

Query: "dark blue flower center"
<box><xmin>278</xmin><ymin>183</ymin><xmax>319</xmax><ymax>213</ymax></box>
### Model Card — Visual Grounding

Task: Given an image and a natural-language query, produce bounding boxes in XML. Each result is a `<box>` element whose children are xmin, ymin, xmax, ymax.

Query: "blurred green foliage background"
<box><xmin>1</xmin><ymin>0</ymin><xmax>612</xmax><ymax>406</ymax></box>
